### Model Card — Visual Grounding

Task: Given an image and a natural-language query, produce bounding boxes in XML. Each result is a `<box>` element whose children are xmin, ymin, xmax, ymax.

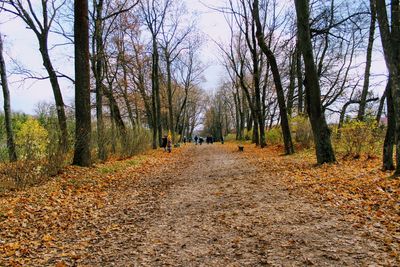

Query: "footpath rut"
<box><xmin>82</xmin><ymin>144</ymin><xmax>391</xmax><ymax>266</ymax></box>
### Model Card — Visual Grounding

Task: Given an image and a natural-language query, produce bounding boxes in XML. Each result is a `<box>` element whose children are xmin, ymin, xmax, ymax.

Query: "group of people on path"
<box><xmin>162</xmin><ymin>134</ymin><xmax>225</xmax><ymax>152</ymax></box>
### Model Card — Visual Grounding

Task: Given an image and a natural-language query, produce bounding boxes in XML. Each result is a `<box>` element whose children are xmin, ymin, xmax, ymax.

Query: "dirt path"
<box><xmin>81</xmin><ymin>144</ymin><xmax>391</xmax><ymax>266</ymax></box>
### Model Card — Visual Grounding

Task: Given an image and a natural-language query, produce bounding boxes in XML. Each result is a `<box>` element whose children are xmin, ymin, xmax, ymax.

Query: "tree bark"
<box><xmin>165</xmin><ymin>52</ymin><xmax>175</xmax><ymax>142</ymax></box>
<box><xmin>73</xmin><ymin>0</ymin><xmax>91</xmax><ymax>167</ymax></box>
<box><xmin>253</xmin><ymin>0</ymin><xmax>294</xmax><ymax>154</ymax></box>
<box><xmin>295</xmin><ymin>0</ymin><xmax>336</xmax><ymax>164</ymax></box>
<box><xmin>287</xmin><ymin>50</ymin><xmax>296</xmax><ymax>117</ymax></box>
<box><xmin>358</xmin><ymin>0</ymin><xmax>376</xmax><ymax>121</ymax></box>
<box><xmin>39</xmin><ymin>38</ymin><xmax>68</xmax><ymax>153</ymax></box>
<box><xmin>375</xmin><ymin>0</ymin><xmax>400</xmax><ymax>175</ymax></box>
<box><xmin>93</xmin><ymin>0</ymin><xmax>106</xmax><ymax>161</ymax></box>
<box><xmin>296</xmin><ymin>41</ymin><xmax>304</xmax><ymax>115</ymax></box>
<box><xmin>383</xmin><ymin>78</ymin><xmax>395</xmax><ymax>170</ymax></box>
<box><xmin>151</xmin><ymin>37</ymin><xmax>158</xmax><ymax>149</ymax></box>
<box><xmin>376</xmin><ymin>85</ymin><xmax>387</xmax><ymax>123</ymax></box>
<box><xmin>0</xmin><ymin>34</ymin><xmax>17</xmax><ymax>162</ymax></box>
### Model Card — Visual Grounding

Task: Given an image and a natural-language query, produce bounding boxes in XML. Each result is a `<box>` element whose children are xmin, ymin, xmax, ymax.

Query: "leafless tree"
<box><xmin>139</xmin><ymin>0</ymin><xmax>172</xmax><ymax>148</ymax></box>
<box><xmin>375</xmin><ymin>0</ymin><xmax>400</xmax><ymax>174</ymax></box>
<box><xmin>0</xmin><ymin>33</ymin><xmax>17</xmax><ymax>162</ymax></box>
<box><xmin>294</xmin><ymin>0</ymin><xmax>336</xmax><ymax>164</ymax></box>
<box><xmin>1</xmin><ymin>0</ymin><xmax>69</xmax><ymax>152</ymax></box>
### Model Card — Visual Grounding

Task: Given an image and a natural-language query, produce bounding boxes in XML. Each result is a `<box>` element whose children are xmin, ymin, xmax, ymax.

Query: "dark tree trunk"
<box><xmin>104</xmin><ymin>85</ymin><xmax>126</xmax><ymax>135</ymax></box>
<box><xmin>253</xmin><ymin>0</ymin><xmax>294</xmax><ymax>154</ymax></box>
<box><xmin>234</xmin><ymin>92</ymin><xmax>241</xmax><ymax>140</ymax></box>
<box><xmin>252</xmin><ymin>119</ymin><xmax>259</xmax><ymax>145</ymax></box>
<box><xmin>376</xmin><ymin>0</ymin><xmax>400</xmax><ymax>175</ymax></box>
<box><xmin>39</xmin><ymin>39</ymin><xmax>68</xmax><ymax>153</ymax></box>
<box><xmin>109</xmin><ymin>97</ymin><xmax>116</xmax><ymax>154</ymax></box>
<box><xmin>296</xmin><ymin>41</ymin><xmax>304</xmax><ymax>115</ymax></box>
<box><xmin>376</xmin><ymin>86</ymin><xmax>387</xmax><ymax>123</ymax></box>
<box><xmin>0</xmin><ymin>34</ymin><xmax>17</xmax><ymax>162</ymax></box>
<box><xmin>73</xmin><ymin>0</ymin><xmax>91</xmax><ymax>167</ymax></box>
<box><xmin>121</xmin><ymin>61</ymin><xmax>135</xmax><ymax>127</ymax></box>
<box><xmin>93</xmin><ymin>0</ymin><xmax>106</xmax><ymax>161</ymax></box>
<box><xmin>287</xmin><ymin>50</ymin><xmax>296</xmax><ymax>117</ymax></box>
<box><xmin>151</xmin><ymin>38</ymin><xmax>158</xmax><ymax>149</ymax></box>
<box><xmin>358</xmin><ymin>0</ymin><xmax>376</xmax><ymax>121</ymax></box>
<box><xmin>295</xmin><ymin>0</ymin><xmax>336</xmax><ymax>164</ymax></box>
<box><xmin>151</xmin><ymin>37</ymin><xmax>162</xmax><ymax>148</ymax></box>
<box><xmin>383</xmin><ymin>78</ymin><xmax>395</xmax><ymax>170</ymax></box>
<box><xmin>165</xmin><ymin>53</ymin><xmax>175</xmax><ymax>142</ymax></box>
<box><xmin>247</xmin><ymin>112</ymin><xmax>253</xmax><ymax>133</ymax></box>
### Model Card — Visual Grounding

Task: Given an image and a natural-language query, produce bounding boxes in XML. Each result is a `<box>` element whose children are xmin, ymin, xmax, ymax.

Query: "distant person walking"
<box><xmin>194</xmin><ymin>135</ymin><xmax>198</xmax><ymax>145</ymax></box>
<box><xmin>161</xmin><ymin>135</ymin><xmax>168</xmax><ymax>151</ymax></box>
<box><xmin>199</xmin><ymin>137</ymin><xmax>204</xmax><ymax>145</ymax></box>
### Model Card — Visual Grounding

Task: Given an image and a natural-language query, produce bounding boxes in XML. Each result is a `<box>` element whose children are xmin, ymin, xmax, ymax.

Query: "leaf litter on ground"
<box><xmin>0</xmin><ymin>148</ymin><xmax>184</xmax><ymax>266</ymax></box>
<box><xmin>234</xmin><ymin>143</ymin><xmax>399</xmax><ymax>262</ymax></box>
<box><xmin>1</xmin><ymin>142</ymin><xmax>399</xmax><ymax>265</ymax></box>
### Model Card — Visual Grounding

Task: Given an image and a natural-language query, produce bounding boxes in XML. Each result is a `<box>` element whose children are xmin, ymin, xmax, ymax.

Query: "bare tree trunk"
<box><xmin>376</xmin><ymin>85</ymin><xmax>387</xmax><ymax>123</ymax></box>
<box><xmin>93</xmin><ymin>0</ymin><xmax>106</xmax><ymax>161</ymax></box>
<box><xmin>121</xmin><ymin>62</ymin><xmax>135</xmax><ymax>127</ymax></box>
<box><xmin>151</xmin><ymin>37</ymin><xmax>159</xmax><ymax>149</ymax></box>
<box><xmin>165</xmin><ymin>53</ymin><xmax>175</xmax><ymax>142</ymax></box>
<box><xmin>295</xmin><ymin>0</ymin><xmax>336</xmax><ymax>164</ymax></box>
<box><xmin>358</xmin><ymin>0</ymin><xmax>376</xmax><ymax>121</ymax></box>
<box><xmin>0</xmin><ymin>34</ymin><xmax>17</xmax><ymax>162</ymax></box>
<box><xmin>383</xmin><ymin>78</ymin><xmax>395</xmax><ymax>170</ymax></box>
<box><xmin>109</xmin><ymin>97</ymin><xmax>116</xmax><ymax>154</ymax></box>
<box><xmin>253</xmin><ymin>0</ymin><xmax>294</xmax><ymax>154</ymax></box>
<box><xmin>296</xmin><ymin>41</ymin><xmax>304</xmax><ymax>115</ymax></box>
<box><xmin>287</xmin><ymin>50</ymin><xmax>296</xmax><ymax>117</ymax></box>
<box><xmin>39</xmin><ymin>40</ymin><xmax>68</xmax><ymax>153</ymax></box>
<box><xmin>73</xmin><ymin>0</ymin><xmax>91</xmax><ymax>167</ymax></box>
<box><xmin>376</xmin><ymin>0</ymin><xmax>400</xmax><ymax>175</ymax></box>
<box><xmin>104</xmin><ymin>85</ymin><xmax>126</xmax><ymax>136</ymax></box>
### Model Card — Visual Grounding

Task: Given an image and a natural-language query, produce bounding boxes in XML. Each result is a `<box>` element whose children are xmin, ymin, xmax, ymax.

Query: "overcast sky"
<box><xmin>0</xmin><ymin>0</ymin><xmax>388</xmax><ymax>115</ymax></box>
<box><xmin>0</xmin><ymin>0</ymin><xmax>229</xmax><ymax>114</ymax></box>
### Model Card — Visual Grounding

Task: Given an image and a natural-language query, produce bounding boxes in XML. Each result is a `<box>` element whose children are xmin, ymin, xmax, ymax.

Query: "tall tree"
<box><xmin>1</xmin><ymin>0</ymin><xmax>69</xmax><ymax>152</ymax></box>
<box><xmin>375</xmin><ymin>0</ymin><xmax>400</xmax><ymax>175</ymax></box>
<box><xmin>140</xmin><ymin>0</ymin><xmax>171</xmax><ymax>148</ymax></box>
<box><xmin>73</xmin><ymin>0</ymin><xmax>91</xmax><ymax>167</ymax></box>
<box><xmin>294</xmin><ymin>0</ymin><xmax>336</xmax><ymax>164</ymax></box>
<box><xmin>160</xmin><ymin>1</ymin><xmax>193</xmax><ymax>143</ymax></box>
<box><xmin>357</xmin><ymin>0</ymin><xmax>376</xmax><ymax>121</ymax></box>
<box><xmin>252</xmin><ymin>0</ymin><xmax>294</xmax><ymax>154</ymax></box>
<box><xmin>0</xmin><ymin>33</ymin><xmax>17</xmax><ymax>162</ymax></box>
<box><xmin>382</xmin><ymin>78</ymin><xmax>395</xmax><ymax>170</ymax></box>
<box><xmin>91</xmin><ymin>0</ymin><xmax>139</xmax><ymax>160</ymax></box>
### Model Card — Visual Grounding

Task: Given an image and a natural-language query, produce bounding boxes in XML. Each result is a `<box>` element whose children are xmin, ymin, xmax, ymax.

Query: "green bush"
<box><xmin>98</xmin><ymin>125</ymin><xmax>152</xmax><ymax>160</ymax></box>
<box><xmin>291</xmin><ymin>116</ymin><xmax>313</xmax><ymax>148</ymax></box>
<box><xmin>266</xmin><ymin>127</ymin><xmax>283</xmax><ymax>145</ymax></box>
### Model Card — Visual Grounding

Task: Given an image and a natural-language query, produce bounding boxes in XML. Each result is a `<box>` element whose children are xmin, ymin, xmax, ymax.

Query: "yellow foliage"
<box><xmin>16</xmin><ymin>118</ymin><xmax>49</xmax><ymax>160</ymax></box>
<box><xmin>337</xmin><ymin>120</ymin><xmax>384</xmax><ymax>157</ymax></box>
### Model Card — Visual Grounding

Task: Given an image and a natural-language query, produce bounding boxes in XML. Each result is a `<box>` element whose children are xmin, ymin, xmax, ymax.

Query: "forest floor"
<box><xmin>0</xmin><ymin>143</ymin><xmax>399</xmax><ymax>266</ymax></box>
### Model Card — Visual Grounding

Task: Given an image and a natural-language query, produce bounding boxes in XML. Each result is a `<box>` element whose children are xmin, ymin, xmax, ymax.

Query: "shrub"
<box><xmin>337</xmin><ymin>119</ymin><xmax>384</xmax><ymax>158</ymax></box>
<box><xmin>291</xmin><ymin>116</ymin><xmax>313</xmax><ymax>148</ymax></box>
<box><xmin>16</xmin><ymin>118</ymin><xmax>49</xmax><ymax>160</ymax></box>
<box><xmin>266</xmin><ymin>127</ymin><xmax>283</xmax><ymax>145</ymax></box>
<box><xmin>124</xmin><ymin>126</ymin><xmax>152</xmax><ymax>156</ymax></box>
